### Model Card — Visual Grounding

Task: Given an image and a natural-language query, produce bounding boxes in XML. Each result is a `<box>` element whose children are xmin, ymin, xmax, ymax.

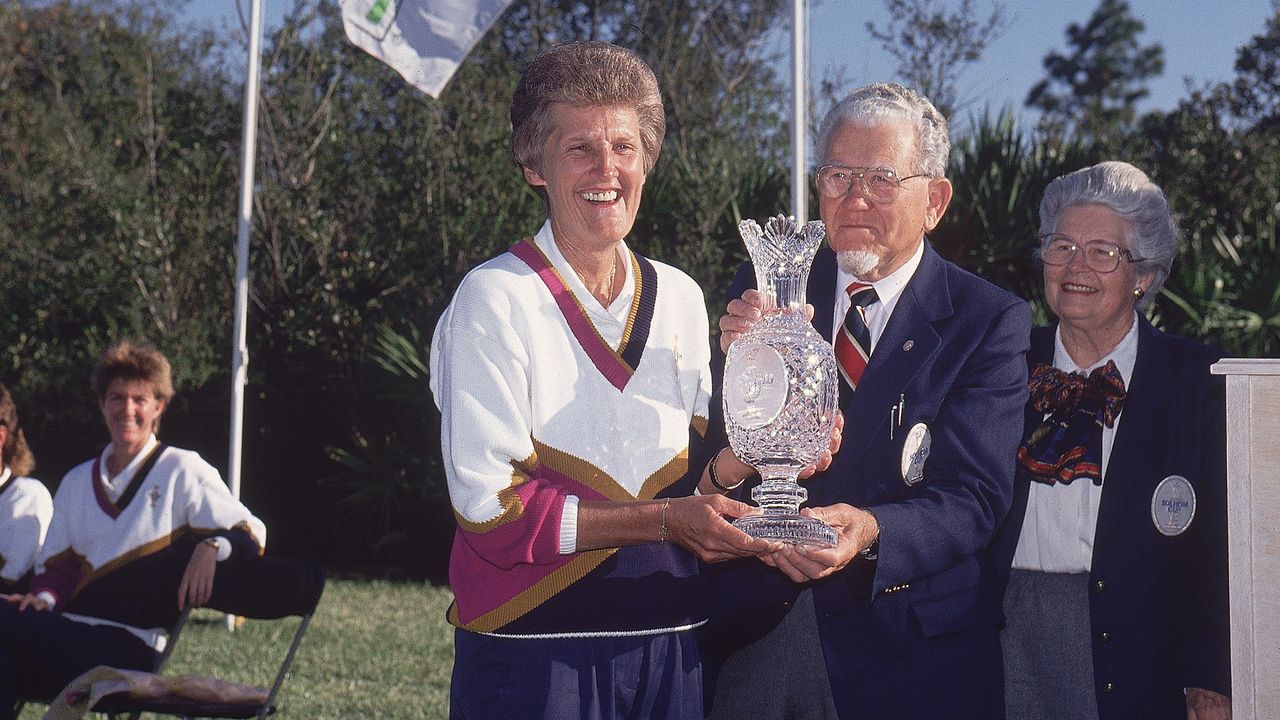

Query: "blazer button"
<box><xmin>1094</xmin><ymin>579</ymin><xmax>1107</xmax><ymax>593</ymax></box>
<box><xmin>1100</xmin><ymin>631</ymin><xmax>1112</xmax><ymax>643</ymax></box>
<box><xmin>1103</xmin><ymin>682</ymin><xmax>1116</xmax><ymax>693</ymax></box>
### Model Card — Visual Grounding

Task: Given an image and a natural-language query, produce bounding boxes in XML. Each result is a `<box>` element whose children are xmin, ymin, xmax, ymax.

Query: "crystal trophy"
<box><xmin>723</xmin><ymin>215</ymin><xmax>839</xmax><ymax>547</ymax></box>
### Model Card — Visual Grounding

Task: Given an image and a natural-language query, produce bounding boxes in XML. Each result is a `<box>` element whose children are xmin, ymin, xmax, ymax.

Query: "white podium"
<box><xmin>1211</xmin><ymin>358</ymin><xmax>1280</xmax><ymax>719</ymax></box>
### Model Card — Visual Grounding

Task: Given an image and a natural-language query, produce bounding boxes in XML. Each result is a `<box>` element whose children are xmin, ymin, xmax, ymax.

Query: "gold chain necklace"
<box><xmin>606</xmin><ymin>251</ymin><xmax>618</xmax><ymax>302</ymax></box>
<box><xmin>573</xmin><ymin>250</ymin><xmax>618</xmax><ymax>305</ymax></box>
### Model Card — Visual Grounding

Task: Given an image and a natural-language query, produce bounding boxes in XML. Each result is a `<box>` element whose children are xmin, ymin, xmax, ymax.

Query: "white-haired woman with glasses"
<box><xmin>992</xmin><ymin>161</ymin><xmax>1231</xmax><ymax>720</ymax></box>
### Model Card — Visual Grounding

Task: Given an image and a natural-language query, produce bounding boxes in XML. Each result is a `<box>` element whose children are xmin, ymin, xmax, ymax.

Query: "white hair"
<box><xmin>815</xmin><ymin>83</ymin><xmax>950</xmax><ymax>177</ymax></box>
<box><xmin>1038</xmin><ymin>161</ymin><xmax>1177</xmax><ymax>310</ymax></box>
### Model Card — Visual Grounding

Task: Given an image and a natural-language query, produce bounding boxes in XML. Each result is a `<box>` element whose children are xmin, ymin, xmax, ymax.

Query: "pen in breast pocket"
<box><xmin>890</xmin><ymin>394</ymin><xmax>905</xmax><ymax>439</ymax></box>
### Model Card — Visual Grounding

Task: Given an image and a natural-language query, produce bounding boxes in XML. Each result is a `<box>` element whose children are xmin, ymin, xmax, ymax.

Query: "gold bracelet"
<box><xmin>658</xmin><ymin>499</ymin><xmax>670</xmax><ymax>542</ymax></box>
<box><xmin>708</xmin><ymin>447</ymin><xmax>745</xmax><ymax>492</ymax></box>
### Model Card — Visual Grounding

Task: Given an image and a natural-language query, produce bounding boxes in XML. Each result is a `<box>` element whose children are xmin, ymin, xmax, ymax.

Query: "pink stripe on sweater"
<box><xmin>509</xmin><ymin>239</ymin><xmax>632</xmax><ymax>390</ymax></box>
<box><xmin>449</xmin><ymin>463</ymin><xmax>611</xmax><ymax>627</ymax></box>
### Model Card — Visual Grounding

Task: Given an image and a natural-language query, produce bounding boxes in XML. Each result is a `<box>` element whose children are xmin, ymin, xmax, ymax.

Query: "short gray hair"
<box><xmin>1038</xmin><ymin>161</ymin><xmax>1176</xmax><ymax>309</ymax></box>
<box><xmin>815</xmin><ymin>83</ymin><xmax>950</xmax><ymax>178</ymax></box>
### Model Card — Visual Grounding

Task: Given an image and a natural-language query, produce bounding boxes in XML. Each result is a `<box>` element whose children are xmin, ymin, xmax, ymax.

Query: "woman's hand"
<box><xmin>177</xmin><ymin>540</ymin><xmax>218</xmax><ymax>609</ymax></box>
<box><xmin>758</xmin><ymin>503</ymin><xmax>878</xmax><ymax>582</ymax></box>
<box><xmin>1186</xmin><ymin>686</ymin><xmax>1231</xmax><ymax>720</ymax></box>
<box><xmin>2</xmin><ymin>593</ymin><xmax>51</xmax><ymax>611</ymax></box>
<box><xmin>663</xmin><ymin>494</ymin><xmax>777</xmax><ymax>563</ymax></box>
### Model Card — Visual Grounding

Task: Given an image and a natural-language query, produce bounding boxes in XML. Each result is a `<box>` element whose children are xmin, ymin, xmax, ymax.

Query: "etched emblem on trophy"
<box><xmin>724</xmin><ymin>215</ymin><xmax>839</xmax><ymax>547</ymax></box>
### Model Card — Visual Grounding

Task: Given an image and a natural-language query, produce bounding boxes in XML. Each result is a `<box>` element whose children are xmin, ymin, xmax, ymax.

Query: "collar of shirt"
<box><xmin>1052</xmin><ymin>311</ymin><xmax>1140</xmax><ymax>386</ymax></box>
<box><xmin>535</xmin><ymin>220</ymin><xmax>636</xmax><ymax>333</ymax></box>
<box><xmin>98</xmin><ymin>434</ymin><xmax>160</xmax><ymax>503</ymax></box>
<box><xmin>832</xmin><ymin>238</ymin><xmax>925</xmax><ymax>350</ymax></box>
<box><xmin>0</xmin><ymin>466</ymin><xmax>10</xmax><ymax>485</ymax></box>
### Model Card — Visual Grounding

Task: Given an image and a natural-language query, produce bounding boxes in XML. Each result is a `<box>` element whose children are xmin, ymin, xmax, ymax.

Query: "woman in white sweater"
<box><xmin>0</xmin><ymin>341</ymin><xmax>265</xmax><ymax>716</ymax></box>
<box><xmin>430</xmin><ymin>40</ymin><xmax>791</xmax><ymax>720</ymax></box>
<box><xmin>0</xmin><ymin>382</ymin><xmax>52</xmax><ymax>594</ymax></box>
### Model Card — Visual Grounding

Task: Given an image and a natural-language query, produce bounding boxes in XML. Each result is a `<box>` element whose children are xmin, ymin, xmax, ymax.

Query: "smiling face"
<box><xmin>522</xmin><ymin>104</ymin><xmax>647</xmax><ymax>253</ymax></box>
<box><xmin>818</xmin><ymin>120</ymin><xmax>952</xmax><ymax>281</ymax></box>
<box><xmin>99</xmin><ymin>377</ymin><xmax>165</xmax><ymax>455</ymax></box>
<box><xmin>1044</xmin><ymin>204</ymin><xmax>1154</xmax><ymax>334</ymax></box>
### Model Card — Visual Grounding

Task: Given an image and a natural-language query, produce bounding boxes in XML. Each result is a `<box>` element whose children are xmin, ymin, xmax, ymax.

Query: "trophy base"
<box><xmin>732</xmin><ymin>513</ymin><xmax>837</xmax><ymax>547</ymax></box>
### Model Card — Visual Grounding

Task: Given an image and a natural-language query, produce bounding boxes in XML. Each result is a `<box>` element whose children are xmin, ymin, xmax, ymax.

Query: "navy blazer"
<box><xmin>702</xmin><ymin>243</ymin><xmax>1031</xmax><ymax>720</ymax></box>
<box><xmin>990</xmin><ymin>317</ymin><xmax>1230</xmax><ymax>718</ymax></box>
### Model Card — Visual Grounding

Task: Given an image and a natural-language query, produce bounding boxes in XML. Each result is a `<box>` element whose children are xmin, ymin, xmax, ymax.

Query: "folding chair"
<box><xmin>92</xmin><ymin>556</ymin><xmax>326</xmax><ymax>720</ymax></box>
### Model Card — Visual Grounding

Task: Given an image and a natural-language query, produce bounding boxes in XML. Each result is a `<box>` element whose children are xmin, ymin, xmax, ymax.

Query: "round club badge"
<box><xmin>900</xmin><ymin>423</ymin><xmax>930</xmax><ymax>486</ymax></box>
<box><xmin>1151</xmin><ymin>475</ymin><xmax>1197</xmax><ymax>536</ymax></box>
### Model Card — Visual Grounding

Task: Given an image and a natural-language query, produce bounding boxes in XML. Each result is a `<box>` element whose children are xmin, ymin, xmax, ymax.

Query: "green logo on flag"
<box><xmin>366</xmin><ymin>0</ymin><xmax>392</xmax><ymax>23</ymax></box>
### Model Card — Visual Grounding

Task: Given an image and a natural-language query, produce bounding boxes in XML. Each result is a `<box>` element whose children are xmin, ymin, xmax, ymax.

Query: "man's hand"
<box><xmin>177</xmin><ymin>541</ymin><xmax>218</xmax><ymax>610</ymax></box>
<box><xmin>719</xmin><ymin>289</ymin><xmax>816</xmax><ymax>353</ymax></box>
<box><xmin>759</xmin><ymin>503</ymin><xmax>877</xmax><ymax>582</ymax></box>
<box><xmin>1186</xmin><ymin>686</ymin><xmax>1231</xmax><ymax>720</ymax></box>
<box><xmin>799</xmin><ymin>411</ymin><xmax>844</xmax><ymax>480</ymax></box>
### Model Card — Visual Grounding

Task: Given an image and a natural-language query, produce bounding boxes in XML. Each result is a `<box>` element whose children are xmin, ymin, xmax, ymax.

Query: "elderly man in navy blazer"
<box><xmin>700</xmin><ymin>83</ymin><xmax>1031</xmax><ymax>719</ymax></box>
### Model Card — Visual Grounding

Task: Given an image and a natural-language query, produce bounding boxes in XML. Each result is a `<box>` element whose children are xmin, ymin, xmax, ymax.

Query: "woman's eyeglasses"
<box><xmin>1038</xmin><ymin>234</ymin><xmax>1145</xmax><ymax>273</ymax></box>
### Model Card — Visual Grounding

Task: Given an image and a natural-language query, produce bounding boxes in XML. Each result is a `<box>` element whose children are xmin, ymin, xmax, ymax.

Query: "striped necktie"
<box><xmin>834</xmin><ymin>282</ymin><xmax>877</xmax><ymax>392</ymax></box>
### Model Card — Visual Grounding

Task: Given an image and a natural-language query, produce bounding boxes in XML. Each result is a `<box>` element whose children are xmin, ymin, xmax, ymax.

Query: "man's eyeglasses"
<box><xmin>815</xmin><ymin>165</ymin><xmax>928</xmax><ymax>203</ymax></box>
<box><xmin>1038</xmin><ymin>234</ymin><xmax>1145</xmax><ymax>273</ymax></box>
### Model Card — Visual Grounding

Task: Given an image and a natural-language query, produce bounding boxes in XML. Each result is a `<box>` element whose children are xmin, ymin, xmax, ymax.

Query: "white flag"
<box><xmin>341</xmin><ymin>0</ymin><xmax>513</xmax><ymax>98</ymax></box>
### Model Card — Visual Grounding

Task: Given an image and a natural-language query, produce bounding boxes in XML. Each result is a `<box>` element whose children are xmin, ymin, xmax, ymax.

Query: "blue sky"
<box><xmin>183</xmin><ymin>0</ymin><xmax>1274</xmax><ymax>125</ymax></box>
<box><xmin>811</xmin><ymin>0</ymin><xmax>1277</xmax><ymax>124</ymax></box>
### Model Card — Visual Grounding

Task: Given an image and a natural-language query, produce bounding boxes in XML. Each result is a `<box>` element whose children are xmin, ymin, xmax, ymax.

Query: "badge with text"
<box><xmin>900</xmin><ymin>423</ymin><xmax>930</xmax><ymax>486</ymax></box>
<box><xmin>1151</xmin><ymin>474</ymin><xmax>1197</xmax><ymax>536</ymax></box>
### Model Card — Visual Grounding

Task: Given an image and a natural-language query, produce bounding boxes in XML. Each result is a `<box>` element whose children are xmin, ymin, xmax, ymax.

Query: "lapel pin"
<box><xmin>902</xmin><ymin>339</ymin><xmax>914</xmax><ymax>351</ymax></box>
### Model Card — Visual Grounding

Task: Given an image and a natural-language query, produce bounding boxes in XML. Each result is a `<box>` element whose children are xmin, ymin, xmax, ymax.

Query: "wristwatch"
<box><xmin>859</xmin><ymin>509</ymin><xmax>880</xmax><ymax>560</ymax></box>
<box><xmin>202</xmin><ymin>536</ymin><xmax>229</xmax><ymax>559</ymax></box>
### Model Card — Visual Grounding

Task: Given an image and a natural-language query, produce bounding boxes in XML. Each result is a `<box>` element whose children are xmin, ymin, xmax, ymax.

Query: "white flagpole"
<box><xmin>228</xmin><ymin>0</ymin><xmax>265</xmax><ymax>504</ymax></box>
<box><xmin>791</xmin><ymin>0</ymin><xmax>808</xmax><ymax>223</ymax></box>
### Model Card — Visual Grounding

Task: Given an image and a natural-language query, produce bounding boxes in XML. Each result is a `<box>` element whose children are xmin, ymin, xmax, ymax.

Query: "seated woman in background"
<box><xmin>0</xmin><ymin>341</ymin><xmax>267</xmax><ymax>717</ymax></box>
<box><xmin>0</xmin><ymin>382</ymin><xmax>52</xmax><ymax>594</ymax></box>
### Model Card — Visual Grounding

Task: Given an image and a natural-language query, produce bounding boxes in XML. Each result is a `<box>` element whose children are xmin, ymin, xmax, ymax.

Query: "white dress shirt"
<box><xmin>1011</xmin><ymin>314</ymin><xmax>1140</xmax><ymax>573</ymax></box>
<box><xmin>832</xmin><ymin>239</ymin><xmax>925</xmax><ymax>352</ymax></box>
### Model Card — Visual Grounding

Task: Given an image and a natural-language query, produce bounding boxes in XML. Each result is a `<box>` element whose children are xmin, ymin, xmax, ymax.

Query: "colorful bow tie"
<box><xmin>1017</xmin><ymin>360</ymin><xmax>1128</xmax><ymax>486</ymax></box>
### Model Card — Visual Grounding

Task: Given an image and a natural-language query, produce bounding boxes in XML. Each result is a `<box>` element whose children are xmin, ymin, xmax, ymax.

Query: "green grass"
<box><xmin>21</xmin><ymin>578</ymin><xmax>457</xmax><ymax>719</ymax></box>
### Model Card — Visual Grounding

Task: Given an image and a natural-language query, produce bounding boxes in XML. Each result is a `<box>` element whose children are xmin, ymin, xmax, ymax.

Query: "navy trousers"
<box><xmin>0</xmin><ymin>602</ymin><xmax>157</xmax><ymax>718</ymax></box>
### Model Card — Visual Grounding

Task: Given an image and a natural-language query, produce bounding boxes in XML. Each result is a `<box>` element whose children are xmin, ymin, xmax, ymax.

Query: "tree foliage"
<box><xmin>1025</xmin><ymin>0</ymin><xmax>1163</xmax><ymax>148</ymax></box>
<box><xmin>866</xmin><ymin>0</ymin><xmax>1008</xmax><ymax>118</ymax></box>
<box><xmin>931</xmin><ymin>109</ymin><xmax>1091</xmax><ymax>324</ymax></box>
<box><xmin>1127</xmin><ymin>8</ymin><xmax>1280</xmax><ymax>357</ymax></box>
<box><xmin>1228</xmin><ymin>0</ymin><xmax>1280</xmax><ymax>129</ymax></box>
<box><xmin>0</xmin><ymin>0</ymin><xmax>239</xmax><ymax>471</ymax></box>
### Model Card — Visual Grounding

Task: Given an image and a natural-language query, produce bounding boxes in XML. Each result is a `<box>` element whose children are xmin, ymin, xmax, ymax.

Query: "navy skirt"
<box><xmin>450</xmin><ymin>627</ymin><xmax>702</xmax><ymax>720</ymax></box>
